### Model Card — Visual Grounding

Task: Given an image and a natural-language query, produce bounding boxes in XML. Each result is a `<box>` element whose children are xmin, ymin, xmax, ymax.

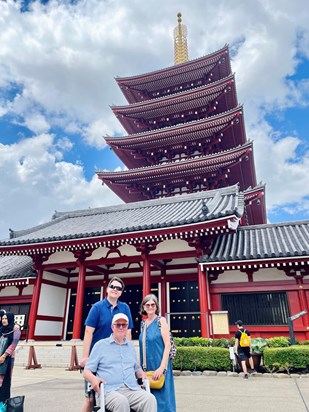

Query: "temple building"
<box><xmin>0</xmin><ymin>14</ymin><xmax>308</xmax><ymax>342</ymax></box>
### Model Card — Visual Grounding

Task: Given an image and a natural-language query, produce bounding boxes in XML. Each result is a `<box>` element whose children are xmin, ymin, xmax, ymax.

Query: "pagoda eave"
<box><xmin>112</xmin><ymin>75</ymin><xmax>237</xmax><ymax>135</ymax></box>
<box><xmin>98</xmin><ymin>148</ymin><xmax>257</xmax><ymax>205</ymax></box>
<box><xmin>107</xmin><ymin>106</ymin><xmax>247</xmax><ymax>169</ymax></box>
<box><xmin>116</xmin><ymin>45</ymin><xmax>231</xmax><ymax>104</ymax></box>
<box><xmin>98</xmin><ymin>142</ymin><xmax>256</xmax><ymax>186</ymax></box>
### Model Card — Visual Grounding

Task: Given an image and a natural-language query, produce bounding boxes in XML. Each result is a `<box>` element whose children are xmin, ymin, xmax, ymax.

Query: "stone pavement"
<box><xmin>10</xmin><ymin>367</ymin><xmax>309</xmax><ymax>412</ymax></box>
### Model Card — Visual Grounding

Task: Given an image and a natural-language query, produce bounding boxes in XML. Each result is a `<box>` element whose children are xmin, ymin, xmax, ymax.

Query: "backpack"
<box><xmin>157</xmin><ymin>317</ymin><xmax>177</xmax><ymax>360</ymax></box>
<box><xmin>239</xmin><ymin>329</ymin><xmax>250</xmax><ymax>347</ymax></box>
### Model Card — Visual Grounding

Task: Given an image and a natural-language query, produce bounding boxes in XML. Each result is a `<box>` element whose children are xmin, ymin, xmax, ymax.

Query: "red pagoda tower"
<box><xmin>97</xmin><ymin>14</ymin><xmax>266</xmax><ymax>226</ymax></box>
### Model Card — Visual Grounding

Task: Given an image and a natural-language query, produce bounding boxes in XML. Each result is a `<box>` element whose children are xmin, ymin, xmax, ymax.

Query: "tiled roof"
<box><xmin>116</xmin><ymin>45</ymin><xmax>229</xmax><ymax>83</ymax></box>
<box><xmin>0</xmin><ymin>255</ymin><xmax>36</xmax><ymax>280</ymax></box>
<box><xmin>98</xmin><ymin>141</ymin><xmax>253</xmax><ymax>177</ymax></box>
<box><xmin>199</xmin><ymin>220</ymin><xmax>309</xmax><ymax>263</ymax></box>
<box><xmin>1</xmin><ymin>185</ymin><xmax>244</xmax><ymax>246</ymax></box>
<box><xmin>106</xmin><ymin>104</ymin><xmax>244</xmax><ymax>148</ymax></box>
<box><xmin>112</xmin><ymin>75</ymin><xmax>235</xmax><ymax>112</ymax></box>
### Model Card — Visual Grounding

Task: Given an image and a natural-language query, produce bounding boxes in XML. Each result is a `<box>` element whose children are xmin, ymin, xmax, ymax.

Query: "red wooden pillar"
<box><xmin>28</xmin><ymin>267</ymin><xmax>44</xmax><ymax>340</ymax></box>
<box><xmin>160</xmin><ymin>270</ymin><xmax>167</xmax><ymax>317</ymax></box>
<box><xmin>296</xmin><ymin>277</ymin><xmax>309</xmax><ymax>338</ymax></box>
<box><xmin>142</xmin><ymin>252</ymin><xmax>151</xmax><ymax>298</ymax></box>
<box><xmin>71</xmin><ymin>249</ymin><xmax>94</xmax><ymax>340</ymax></box>
<box><xmin>198</xmin><ymin>263</ymin><xmax>210</xmax><ymax>338</ymax></box>
<box><xmin>72</xmin><ymin>261</ymin><xmax>86</xmax><ymax>340</ymax></box>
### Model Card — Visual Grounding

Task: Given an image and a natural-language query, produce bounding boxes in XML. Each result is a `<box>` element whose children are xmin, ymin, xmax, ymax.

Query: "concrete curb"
<box><xmin>173</xmin><ymin>370</ymin><xmax>309</xmax><ymax>378</ymax></box>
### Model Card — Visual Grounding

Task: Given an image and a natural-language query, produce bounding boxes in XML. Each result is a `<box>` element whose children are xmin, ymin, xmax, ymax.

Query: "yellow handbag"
<box><xmin>145</xmin><ymin>371</ymin><xmax>165</xmax><ymax>389</ymax></box>
<box><xmin>142</xmin><ymin>320</ymin><xmax>166</xmax><ymax>390</ymax></box>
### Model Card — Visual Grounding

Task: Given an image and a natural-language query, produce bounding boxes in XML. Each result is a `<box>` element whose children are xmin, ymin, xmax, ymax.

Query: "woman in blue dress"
<box><xmin>139</xmin><ymin>294</ymin><xmax>176</xmax><ymax>412</ymax></box>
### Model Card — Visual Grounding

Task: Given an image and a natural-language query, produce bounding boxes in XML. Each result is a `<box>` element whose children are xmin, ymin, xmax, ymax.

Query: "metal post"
<box><xmin>288</xmin><ymin>310</ymin><xmax>307</xmax><ymax>345</ymax></box>
<box><xmin>288</xmin><ymin>318</ymin><xmax>296</xmax><ymax>345</ymax></box>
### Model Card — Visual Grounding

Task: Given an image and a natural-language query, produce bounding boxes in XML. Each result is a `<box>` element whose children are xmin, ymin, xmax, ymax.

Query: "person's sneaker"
<box><xmin>249</xmin><ymin>369</ymin><xmax>257</xmax><ymax>374</ymax></box>
<box><xmin>243</xmin><ymin>373</ymin><xmax>249</xmax><ymax>380</ymax></box>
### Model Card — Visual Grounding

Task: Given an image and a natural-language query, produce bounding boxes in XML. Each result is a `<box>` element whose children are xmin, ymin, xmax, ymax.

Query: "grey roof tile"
<box><xmin>1</xmin><ymin>185</ymin><xmax>243</xmax><ymax>246</ymax></box>
<box><xmin>0</xmin><ymin>255</ymin><xmax>36</xmax><ymax>280</ymax></box>
<box><xmin>199</xmin><ymin>220</ymin><xmax>309</xmax><ymax>263</ymax></box>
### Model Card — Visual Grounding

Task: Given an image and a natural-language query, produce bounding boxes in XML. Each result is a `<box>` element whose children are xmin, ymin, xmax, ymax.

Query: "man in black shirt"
<box><xmin>234</xmin><ymin>320</ymin><xmax>256</xmax><ymax>379</ymax></box>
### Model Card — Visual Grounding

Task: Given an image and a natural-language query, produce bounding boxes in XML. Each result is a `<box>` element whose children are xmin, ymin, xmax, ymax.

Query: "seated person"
<box><xmin>83</xmin><ymin>313</ymin><xmax>157</xmax><ymax>412</ymax></box>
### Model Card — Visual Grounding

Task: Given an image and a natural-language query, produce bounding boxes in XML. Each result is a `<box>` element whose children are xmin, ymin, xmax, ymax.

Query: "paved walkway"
<box><xmin>10</xmin><ymin>367</ymin><xmax>309</xmax><ymax>411</ymax></box>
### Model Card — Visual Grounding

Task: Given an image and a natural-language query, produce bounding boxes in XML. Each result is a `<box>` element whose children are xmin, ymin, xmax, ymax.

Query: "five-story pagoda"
<box><xmin>98</xmin><ymin>13</ymin><xmax>266</xmax><ymax>226</ymax></box>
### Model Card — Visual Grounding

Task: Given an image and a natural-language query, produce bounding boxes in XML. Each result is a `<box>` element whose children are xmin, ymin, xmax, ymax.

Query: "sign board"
<box><xmin>211</xmin><ymin>311</ymin><xmax>229</xmax><ymax>335</ymax></box>
<box><xmin>289</xmin><ymin>310</ymin><xmax>307</xmax><ymax>321</ymax></box>
<box><xmin>14</xmin><ymin>314</ymin><xmax>25</xmax><ymax>327</ymax></box>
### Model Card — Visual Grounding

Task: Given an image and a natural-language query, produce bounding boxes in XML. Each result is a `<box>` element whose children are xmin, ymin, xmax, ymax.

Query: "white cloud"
<box><xmin>22</xmin><ymin>112</ymin><xmax>50</xmax><ymax>134</ymax></box>
<box><xmin>0</xmin><ymin>0</ymin><xmax>308</xmax><ymax>238</ymax></box>
<box><xmin>83</xmin><ymin>116</ymin><xmax>120</xmax><ymax>149</ymax></box>
<box><xmin>0</xmin><ymin>133</ymin><xmax>121</xmax><ymax>238</ymax></box>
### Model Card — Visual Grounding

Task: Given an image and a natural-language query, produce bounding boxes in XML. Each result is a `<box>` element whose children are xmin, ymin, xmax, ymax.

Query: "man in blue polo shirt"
<box><xmin>80</xmin><ymin>276</ymin><xmax>133</xmax><ymax>412</ymax></box>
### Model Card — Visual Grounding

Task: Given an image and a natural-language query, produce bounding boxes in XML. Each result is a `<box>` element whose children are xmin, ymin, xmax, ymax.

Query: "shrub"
<box><xmin>300</xmin><ymin>340</ymin><xmax>309</xmax><ymax>345</ymax></box>
<box><xmin>172</xmin><ymin>347</ymin><xmax>230</xmax><ymax>371</ymax></box>
<box><xmin>211</xmin><ymin>338</ymin><xmax>229</xmax><ymax>348</ymax></box>
<box><xmin>173</xmin><ymin>337</ymin><xmax>229</xmax><ymax>348</ymax></box>
<box><xmin>263</xmin><ymin>346</ymin><xmax>309</xmax><ymax>372</ymax></box>
<box><xmin>266</xmin><ymin>336</ymin><xmax>290</xmax><ymax>348</ymax></box>
<box><xmin>173</xmin><ymin>337</ymin><xmax>212</xmax><ymax>347</ymax></box>
<box><xmin>229</xmin><ymin>337</ymin><xmax>235</xmax><ymax>347</ymax></box>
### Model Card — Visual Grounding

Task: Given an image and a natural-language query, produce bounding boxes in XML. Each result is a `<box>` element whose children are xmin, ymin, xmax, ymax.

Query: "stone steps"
<box><xmin>14</xmin><ymin>340</ymin><xmax>140</xmax><ymax>369</ymax></box>
<box><xmin>14</xmin><ymin>341</ymin><xmax>83</xmax><ymax>369</ymax></box>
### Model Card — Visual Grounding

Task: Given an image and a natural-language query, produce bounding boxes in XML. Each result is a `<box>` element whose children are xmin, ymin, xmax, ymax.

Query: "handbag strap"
<box><xmin>142</xmin><ymin>323</ymin><xmax>147</xmax><ymax>370</ymax></box>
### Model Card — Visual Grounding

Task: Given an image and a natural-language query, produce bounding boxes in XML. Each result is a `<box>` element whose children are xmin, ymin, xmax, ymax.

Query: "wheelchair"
<box><xmin>91</xmin><ymin>380</ymin><xmax>150</xmax><ymax>412</ymax></box>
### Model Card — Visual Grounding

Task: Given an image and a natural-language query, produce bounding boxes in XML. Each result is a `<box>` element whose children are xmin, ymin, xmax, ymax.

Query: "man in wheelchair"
<box><xmin>83</xmin><ymin>313</ymin><xmax>157</xmax><ymax>412</ymax></box>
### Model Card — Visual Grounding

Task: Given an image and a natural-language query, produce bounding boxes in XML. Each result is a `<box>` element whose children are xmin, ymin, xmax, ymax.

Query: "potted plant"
<box><xmin>250</xmin><ymin>337</ymin><xmax>268</xmax><ymax>370</ymax></box>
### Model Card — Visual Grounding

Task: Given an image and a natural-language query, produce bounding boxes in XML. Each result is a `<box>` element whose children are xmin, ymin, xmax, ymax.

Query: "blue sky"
<box><xmin>0</xmin><ymin>0</ymin><xmax>308</xmax><ymax>239</ymax></box>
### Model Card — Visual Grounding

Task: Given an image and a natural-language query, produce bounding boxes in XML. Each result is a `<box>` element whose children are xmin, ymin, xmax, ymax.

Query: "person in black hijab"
<box><xmin>0</xmin><ymin>312</ymin><xmax>21</xmax><ymax>405</ymax></box>
<box><xmin>0</xmin><ymin>312</ymin><xmax>14</xmax><ymax>341</ymax></box>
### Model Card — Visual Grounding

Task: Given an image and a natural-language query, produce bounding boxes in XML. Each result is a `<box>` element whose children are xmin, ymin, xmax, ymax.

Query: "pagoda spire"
<box><xmin>174</xmin><ymin>12</ymin><xmax>189</xmax><ymax>65</ymax></box>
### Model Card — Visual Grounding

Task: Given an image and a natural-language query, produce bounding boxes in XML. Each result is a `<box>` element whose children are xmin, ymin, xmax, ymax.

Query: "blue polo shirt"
<box><xmin>86</xmin><ymin>335</ymin><xmax>142</xmax><ymax>393</ymax></box>
<box><xmin>85</xmin><ymin>298</ymin><xmax>133</xmax><ymax>352</ymax></box>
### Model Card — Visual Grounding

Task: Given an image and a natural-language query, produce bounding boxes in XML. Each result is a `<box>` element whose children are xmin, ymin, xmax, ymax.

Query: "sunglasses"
<box><xmin>109</xmin><ymin>284</ymin><xmax>123</xmax><ymax>291</ymax></box>
<box><xmin>113</xmin><ymin>323</ymin><xmax>128</xmax><ymax>329</ymax></box>
<box><xmin>145</xmin><ymin>303</ymin><xmax>156</xmax><ymax>308</ymax></box>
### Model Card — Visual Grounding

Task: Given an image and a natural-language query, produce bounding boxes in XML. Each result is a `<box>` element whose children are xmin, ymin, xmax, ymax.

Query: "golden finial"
<box><xmin>174</xmin><ymin>12</ymin><xmax>189</xmax><ymax>65</ymax></box>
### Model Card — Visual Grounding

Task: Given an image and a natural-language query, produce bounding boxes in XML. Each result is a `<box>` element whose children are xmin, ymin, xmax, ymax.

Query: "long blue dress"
<box><xmin>139</xmin><ymin>318</ymin><xmax>176</xmax><ymax>412</ymax></box>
